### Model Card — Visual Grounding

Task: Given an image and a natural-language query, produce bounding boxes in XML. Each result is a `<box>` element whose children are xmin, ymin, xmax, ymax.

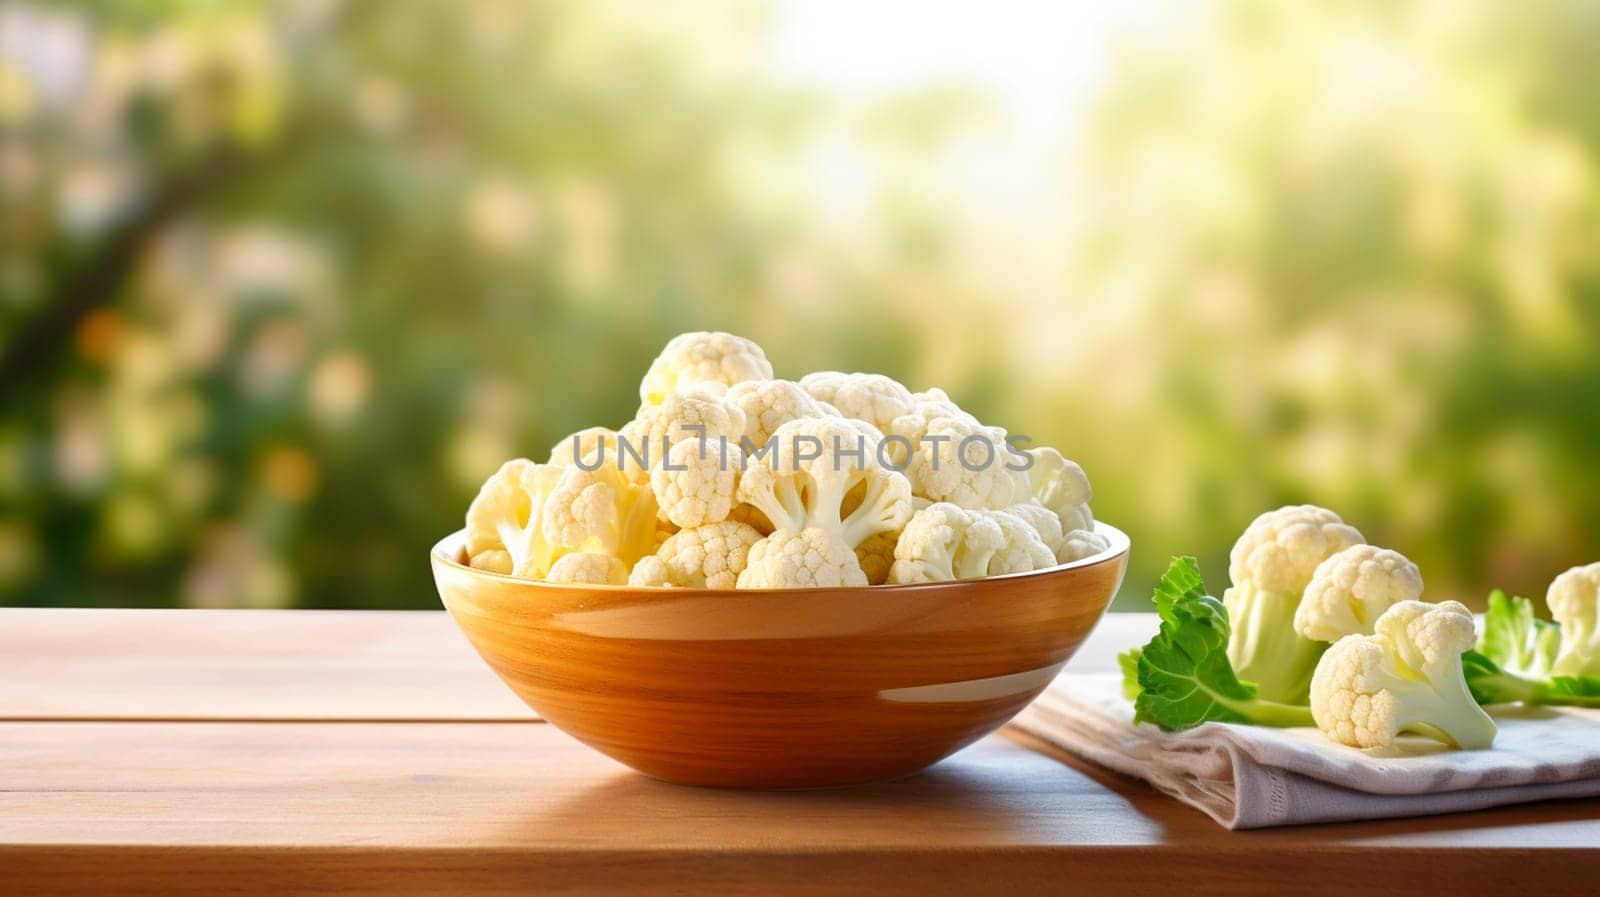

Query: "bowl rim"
<box><xmin>431</xmin><ymin>520</ymin><xmax>1130</xmax><ymax>594</ymax></box>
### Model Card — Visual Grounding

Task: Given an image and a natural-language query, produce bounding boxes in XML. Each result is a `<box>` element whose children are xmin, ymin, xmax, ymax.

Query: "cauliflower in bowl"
<box><xmin>458</xmin><ymin>331</ymin><xmax>1109</xmax><ymax>588</ymax></box>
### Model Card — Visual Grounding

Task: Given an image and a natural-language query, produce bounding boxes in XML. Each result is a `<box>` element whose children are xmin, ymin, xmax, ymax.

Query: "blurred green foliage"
<box><xmin>3</xmin><ymin>0</ymin><xmax>1598</xmax><ymax>609</ymax></box>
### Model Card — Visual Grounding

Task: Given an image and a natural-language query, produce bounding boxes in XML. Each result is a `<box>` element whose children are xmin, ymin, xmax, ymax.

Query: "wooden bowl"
<box><xmin>431</xmin><ymin>524</ymin><xmax>1129</xmax><ymax>789</ymax></box>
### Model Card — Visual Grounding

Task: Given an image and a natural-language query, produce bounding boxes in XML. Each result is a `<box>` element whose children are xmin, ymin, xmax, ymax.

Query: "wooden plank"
<box><xmin>0</xmin><ymin>609</ymin><xmax>532</xmax><ymax>721</ymax></box>
<box><xmin>0</xmin><ymin>609</ymin><xmax>1151</xmax><ymax>722</ymax></box>
<box><xmin>1</xmin><ymin>720</ymin><xmax>1597</xmax><ymax>897</ymax></box>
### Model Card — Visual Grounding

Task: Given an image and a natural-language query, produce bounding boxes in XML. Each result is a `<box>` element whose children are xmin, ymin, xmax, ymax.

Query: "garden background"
<box><xmin>4</xmin><ymin>0</ymin><xmax>1598</xmax><ymax>610</ymax></box>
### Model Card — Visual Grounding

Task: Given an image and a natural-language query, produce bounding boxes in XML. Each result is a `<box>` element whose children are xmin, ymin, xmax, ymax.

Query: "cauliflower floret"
<box><xmin>548</xmin><ymin>427</ymin><xmax>620</xmax><ymax>467</ymax></box>
<box><xmin>888</xmin><ymin>387</ymin><xmax>977</xmax><ymax>433</ymax></box>
<box><xmin>541</xmin><ymin>463</ymin><xmax>660</xmax><ymax>565</ymax></box>
<box><xmin>986</xmin><ymin>510</ymin><xmax>1056</xmax><ymax>575</ymax></box>
<box><xmin>905</xmin><ymin>416</ymin><xmax>1021</xmax><ymax>510</ymax></box>
<box><xmin>1009</xmin><ymin>491</ymin><xmax>1109</xmax><ymax>566</ymax></box>
<box><xmin>638</xmin><ymin>331</ymin><xmax>772</xmax><ymax>405</ymax></box>
<box><xmin>618</xmin><ymin>387</ymin><xmax>746</xmax><ymax>483</ymax></box>
<box><xmin>737</xmin><ymin>417</ymin><xmax>912</xmax><ymax>551</ymax></box>
<box><xmin>1229</xmin><ymin>504</ymin><xmax>1366</xmax><ymax>594</ymax></box>
<box><xmin>854</xmin><ymin>530</ymin><xmax>899</xmax><ymax>585</ymax></box>
<box><xmin>798</xmin><ymin>371</ymin><xmax>915</xmax><ymax>434</ymax></box>
<box><xmin>885</xmin><ymin>388</ymin><xmax>978</xmax><ymax>466</ymax></box>
<box><xmin>1310</xmin><ymin>600</ymin><xmax>1497</xmax><ymax>750</ymax></box>
<box><xmin>1026</xmin><ymin>447</ymin><xmax>1094</xmax><ymax>533</ymax></box>
<box><xmin>1548</xmin><ymin>562</ymin><xmax>1600</xmax><ymax>677</ymax></box>
<box><xmin>736</xmin><ymin>528</ymin><xmax>868</xmax><ymax>588</ymax></box>
<box><xmin>1223</xmin><ymin>504</ymin><xmax>1366</xmax><ymax>704</ymax></box>
<box><xmin>650</xmin><ymin>438</ymin><xmax>744</xmax><ymax>529</ymax></box>
<box><xmin>888</xmin><ymin>502</ymin><xmax>1006</xmax><ymax>583</ymax></box>
<box><xmin>464</xmin><ymin>459</ymin><xmax>565</xmax><ymax>578</ymax></box>
<box><xmin>1295</xmin><ymin>545</ymin><xmax>1423</xmax><ymax>643</ymax></box>
<box><xmin>726</xmin><ymin>379</ymin><xmax>836</xmax><ymax>448</ymax></box>
<box><xmin>546</xmin><ymin>552</ymin><xmax>629</xmax><ymax>585</ymax></box>
<box><xmin>628</xmin><ymin>555</ymin><xmax>674</xmax><ymax>587</ymax></box>
<box><xmin>1059</xmin><ymin>528</ymin><xmax>1111</xmax><ymax>563</ymax></box>
<box><xmin>1005</xmin><ymin>502</ymin><xmax>1065</xmax><ymax>560</ymax></box>
<box><xmin>648</xmin><ymin>520</ymin><xmax>765</xmax><ymax>589</ymax></box>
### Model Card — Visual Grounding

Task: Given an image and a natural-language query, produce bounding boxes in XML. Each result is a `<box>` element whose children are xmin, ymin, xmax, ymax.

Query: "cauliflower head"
<box><xmin>628</xmin><ymin>555</ymin><xmax>673</xmax><ymax>588</ymax></box>
<box><xmin>638</xmin><ymin>331</ymin><xmax>772</xmax><ymax>405</ymax></box>
<box><xmin>1228</xmin><ymin>504</ymin><xmax>1366</xmax><ymax>595</ymax></box>
<box><xmin>885</xmin><ymin>388</ymin><xmax>977</xmax><ymax>466</ymax></box>
<box><xmin>1026</xmin><ymin>446</ymin><xmax>1094</xmax><ymax>533</ymax></box>
<box><xmin>464</xmin><ymin>459</ymin><xmax>565</xmax><ymax>578</ymax></box>
<box><xmin>737</xmin><ymin>417</ymin><xmax>912</xmax><ymax>551</ymax></box>
<box><xmin>1548</xmin><ymin>562</ymin><xmax>1600</xmax><ymax>677</ymax></box>
<box><xmin>650</xmin><ymin>437</ymin><xmax>744</xmax><ymax>529</ymax></box>
<box><xmin>905</xmin><ymin>416</ymin><xmax>1021</xmax><ymax>510</ymax></box>
<box><xmin>1005</xmin><ymin>502</ymin><xmax>1065</xmax><ymax>560</ymax></box>
<box><xmin>1309</xmin><ymin>600</ymin><xmax>1496</xmax><ymax>750</ymax></box>
<box><xmin>1294</xmin><ymin>545</ymin><xmax>1424</xmax><ymax>643</ymax></box>
<box><xmin>541</xmin><ymin>463</ymin><xmax>660</xmax><ymax>565</ymax></box>
<box><xmin>546</xmin><ymin>552</ymin><xmax>629</xmax><ymax>585</ymax></box>
<box><xmin>888</xmin><ymin>502</ymin><xmax>1003</xmax><ymax>583</ymax></box>
<box><xmin>736</xmin><ymin>527</ymin><xmax>868</xmax><ymax>588</ymax></box>
<box><xmin>547</xmin><ymin>427</ymin><xmax>620</xmax><ymax>467</ymax></box>
<box><xmin>798</xmin><ymin>371</ymin><xmax>915</xmax><ymax>434</ymax></box>
<box><xmin>1059</xmin><ymin>527</ymin><xmax>1112</xmax><ymax>564</ymax></box>
<box><xmin>1223</xmin><ymin>504</ymin><xmax>1366</xmax><ymax>704</ymax></box>
<box><xmin>986</xmin><ymin>510</ymin><xmax>1056</xmax><ymax>575</ymax></box>
<box><xmin>1001</xmin><ymin>500</ymin><xmax>1110</xmax><ymax>565</ymax></box>
<box><xmin>648</xmin><ymin>520</ymin><xmax>765</xmax><ymax>589</ymax></box>
<box><xmin>726</xmin><ymin>379</ymin><xmax>836</xmax><ymax>448</ymax></box>
<box><xmin>619</xmin><ymin>388</ymin><xmax>746</xmax><ymax>482</ymax></box>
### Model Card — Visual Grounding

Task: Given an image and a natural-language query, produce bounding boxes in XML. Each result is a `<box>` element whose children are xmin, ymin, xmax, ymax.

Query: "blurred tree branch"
<box><xmin>0</xmin><ymin>150</ymin><xmax>243</xmax><ymax>400</ymax></box>
<box><xmin>0</xmin><ymin>0</ymin><xmax>372</xmax><ymax>404</ymax></box>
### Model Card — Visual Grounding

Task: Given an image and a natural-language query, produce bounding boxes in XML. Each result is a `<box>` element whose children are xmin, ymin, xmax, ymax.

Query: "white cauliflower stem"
<box><xmin>1310</xmin><ymin>600</ymin><xmax>1497</xmax><ymax>750</ymax></box>
<box><xmin>1295</xmin><ymin>545</ymin><xmax>1423</xmax><ymax>643</ymax></box>
<box><xmin>737</xmin><ymin>417</ymin><xmax>912</xmax><ymax>551</ymax></box>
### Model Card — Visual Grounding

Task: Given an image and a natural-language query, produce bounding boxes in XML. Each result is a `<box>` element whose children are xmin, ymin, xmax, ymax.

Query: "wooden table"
<box><xmin>2</xmin><ymin>609</ymin><xmax>1597</xmax><ymax>896</ymax></box>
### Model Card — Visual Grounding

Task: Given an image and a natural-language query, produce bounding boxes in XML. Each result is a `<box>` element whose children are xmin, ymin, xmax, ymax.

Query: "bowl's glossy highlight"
<box><xmin>431</xmin><ymin>523</ymin><xmax>1129</xmax><ymax>788</ymax></box>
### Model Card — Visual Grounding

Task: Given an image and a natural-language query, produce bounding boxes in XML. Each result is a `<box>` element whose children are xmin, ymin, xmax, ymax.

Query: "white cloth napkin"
<box><xmin>1011</xmin><ymin>673</ymin><xmax>1600</xmax><ymax>829</ymax></box>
